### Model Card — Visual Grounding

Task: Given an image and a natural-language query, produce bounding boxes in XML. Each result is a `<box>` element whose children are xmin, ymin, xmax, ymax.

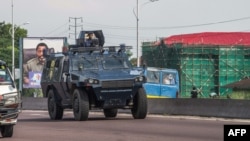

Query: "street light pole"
<box><xmin>135</xmin><ymin>0</ymin><xmax>159</xmax><ymax>67</ymax></box>
<box><xmin>11</xmin><ymin>0</ymin><xmax>14</xmax><ymax>77</ymax></box>
<box><xmin>136</xmin><ymin>0</ymin><xmax>139</xmax><ymax>67</ymax></box>
<box><xmin>11</xmin><ymin>0</ymin><xmax>29</xmax><ymax>79</ymax></box>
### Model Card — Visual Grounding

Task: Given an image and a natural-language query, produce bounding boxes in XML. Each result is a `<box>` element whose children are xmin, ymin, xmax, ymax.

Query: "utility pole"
<box><xmin>136</xmin><ymin>0</ymin><xmax>139</xmax><ymax>67</ymax></box>
<box><xmin>135</xmin><ymin>0</ymin><xmax>159</xmax><ymax>67</ymax></box>
<box><xmin>11</xmin><ymin>0</ymin><xmax>14</xmax><ymax>77</ymax></box>
<box><xmin>69</xmin><ymin>17</ymin><xmax>83</xmax><ymax>44</ymax></box>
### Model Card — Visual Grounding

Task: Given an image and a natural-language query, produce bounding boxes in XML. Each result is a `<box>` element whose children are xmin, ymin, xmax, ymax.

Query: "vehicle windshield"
<box><xmin>72</xmin><ymin>57</ymin><xmax>98</xmax><ymax>71</ymax></box>
<box><xmin>0</xmin><ymin>65</ymin><xmax>12</xmax><ymax>84</ymax></box>
<box><xmin>102</xmin><ymin>56</ymin><xmax>130</xmax><ymax>69</ymax></box>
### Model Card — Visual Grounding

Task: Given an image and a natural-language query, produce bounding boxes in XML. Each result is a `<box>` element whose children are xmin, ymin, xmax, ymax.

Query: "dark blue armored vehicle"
<box><xmin>40</xmin><ymin>30</ymin><xmax>148</xmax><ymax>121</ymax></box>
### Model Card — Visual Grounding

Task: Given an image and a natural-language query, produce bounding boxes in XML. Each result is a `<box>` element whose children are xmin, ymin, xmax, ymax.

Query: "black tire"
<box><xmin>73</xmin><ymin>88</ymin><xmax>89</xmax><ymax>121</ymax></box>
<box><xmin>103</xmin><ymin>109</ymin><xmax>118</xmax><ymax>118</ymax></box>
<box><xmin>131</xmin><ymin>88</ymin><xmax>148</xmax><ymax>119</ymax></box>
<box><xmin>47</xmin><ymin>89</ymin><xmax>64</xmax><ymax>120</ymax></box>
<box><xmin>1</xmin><ymin>125</ymin><xmax>13</xmax><ymax>137</ymax></box>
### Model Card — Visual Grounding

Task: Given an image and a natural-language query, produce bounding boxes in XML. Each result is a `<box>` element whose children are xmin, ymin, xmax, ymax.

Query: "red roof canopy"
<box><xmin>164</xmin><ymin>32</ymin><xmax>250</xmax><ymax>46</ymax></box>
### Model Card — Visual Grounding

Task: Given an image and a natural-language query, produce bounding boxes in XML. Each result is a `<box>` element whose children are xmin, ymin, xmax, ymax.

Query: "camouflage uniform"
<box><xmin>23</xmin><ymin>57</ymin><xmax>44</xmax><ymax>97</ymax></box>
<box><xmin>23</xmin><ymin>57</ymin><xmax>44</xmax><ymax>78</ymax></box>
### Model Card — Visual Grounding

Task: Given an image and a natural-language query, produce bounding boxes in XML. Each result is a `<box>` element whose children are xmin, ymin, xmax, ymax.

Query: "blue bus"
<box><xmin>143</xmin><ymin>67</ymin><xmax>180</xmax><ymax>98</ymax></box>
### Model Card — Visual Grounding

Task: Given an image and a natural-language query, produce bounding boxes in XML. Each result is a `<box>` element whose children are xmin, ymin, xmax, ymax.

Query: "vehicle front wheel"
<box><xmin>1</xmin><ymin>125</ymin><xmax>14</xmax><ymax>137</ymax></box>
<box><xmin>47</xmin><ymin>89</ymin><xmax>64</xmax><ymax>120</ymax></box>
<box><xmin>73</xmin><ymin>88</ymin><xmax>89</xmax><ymax>121</ymax></box>
<box><xmin>131</xmin><ymin>88</ymin><xmax>148</xmax><ymax>119</ymax></box>
<box><xmin>103</xmin><ymin>109</ymin><xmax>118</xmax><ymax>118</ymax></box>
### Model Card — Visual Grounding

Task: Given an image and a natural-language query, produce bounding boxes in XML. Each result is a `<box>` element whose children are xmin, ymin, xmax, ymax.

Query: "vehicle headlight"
<box><xmin>88</xmin><ymin>78</ymin><xmax>94</xmax><ymax>83</ymax></box>
<box><xmin>1</xmin><ymin>94</ymin><xmax>18</xmax><ymax>107</ymax></box>
<box><xmin>93</xmin><ymin>80</ymin><xmax>99</xmax><ymax>84</ymax></box>
<box><xmin>135</xmin><ymin>76</ymin><xmax>145</xmax><ymax>82</ymax></box>
<box><xmin>87</xmin><ymin>78</ymin><xmax>99</xmax><ymax>84</ymax></box>
<box><xmin>5</xmin><ymin>97</ymin><xmax>16</xmax><ymax>105</ymax></box>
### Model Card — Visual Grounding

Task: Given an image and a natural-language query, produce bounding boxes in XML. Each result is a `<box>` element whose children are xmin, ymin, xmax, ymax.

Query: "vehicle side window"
<box><xmin>53</xmin><ymin>59</ymin><xmax>61</xmax><ymax>81</ymax></box>
<box><xmin>46</xmin><ymin>60</ymin><xmax>51</xmax><ymax>68</ymax></box>
<box><xmin>146</xmin><ymin>71</ymin><xmax>160</xmax><ymax>83</ymax></box>
<box><xmin>0</xmin><ymin>69</ymin><xmax>10</xmax><ymax>82</ymax></box>
<box><xmin>163</xmin><ymin>73</ymin><xmax>176</xmax><ymax>85</ymax></box>
<box><xmin>42</xmin><ymin>60</ymin><xmax>51</xmax><ymax>81</ymax></box>
<box><xmin>49</xmin><ymin>60</ymin><xmax>56</xmax><ymax>80</ymax></box>
<box><xmin>63</xmin><ymin>60</ymin><xmax>69</xmax><ymax>73</ymax></box>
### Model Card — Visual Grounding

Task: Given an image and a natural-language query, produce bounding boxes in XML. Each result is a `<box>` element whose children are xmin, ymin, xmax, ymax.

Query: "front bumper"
<box><xmin>93</xmin><ymin>83</ymin><xmax>143</xmax><ymax>109</ymax></box>
<box><xmin>0</xmin><ymin>93</ymin><xmax>21</xmax><ymax>126</ymax></box>
<box><xmin>0</xmin><ymin>108</ymin><xmax>19</xmax><ymax>125</ymax></box>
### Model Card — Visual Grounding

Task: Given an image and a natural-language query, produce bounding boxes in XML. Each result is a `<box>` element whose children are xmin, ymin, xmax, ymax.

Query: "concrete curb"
<box><xmin>21</xmin><ymin>97</ymin><xmax>250</xmax><ymax>119</ymax></box>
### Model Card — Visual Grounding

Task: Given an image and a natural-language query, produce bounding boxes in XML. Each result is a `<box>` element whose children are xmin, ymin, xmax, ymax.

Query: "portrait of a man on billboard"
<box><xmin>22</xmin><ymin>37</ymin><xmax>66</xmax><ymax>97</ymax></box>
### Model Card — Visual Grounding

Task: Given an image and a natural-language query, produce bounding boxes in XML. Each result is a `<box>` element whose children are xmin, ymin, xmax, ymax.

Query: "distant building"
<box><xmin>142</xmin><ymin>32</ymin><xmax>250</xmax><ymax>98</ymax></box>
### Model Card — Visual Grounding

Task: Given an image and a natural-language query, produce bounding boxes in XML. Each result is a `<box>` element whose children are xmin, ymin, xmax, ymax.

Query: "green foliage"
<box><xmin>126</xmin><ymin>49</ymin><xmax>133</xmax><ymax>59</ymax></box>
<box><xmin>0</xmin><ymin>45</ymin><xmax>19</xmax><ymax>67</ymax></box>
<box><xmin>228</xmin><ymin>90</ymin><xmax>250</xmax><ymax>100</ymax></box>
<box><xmin>0</xmin><ymin>21</ymin><xmax>28</xmax><ymax>68</ymax></box>
<box><xmin>130</xmin><ymin>58</ymin><xmax>137</xmax><ymax>66</ymax></box>
<box><xmin>126</xmin><ymin>49</ymin><xmax>138</xmax><ymax>66</ymax></box>
<box><xmin>0</xmin><ymin>22</ymin><xmax>12</xmax><ymax>47</ymax></box>
<box><xmin>22</xmin><ymin>88</ymin><xmax>43</xmax><ymax>97</ymax></box>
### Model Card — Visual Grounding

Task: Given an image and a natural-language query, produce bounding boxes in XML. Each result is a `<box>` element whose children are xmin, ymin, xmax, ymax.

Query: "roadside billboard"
<box><xmin>20</xmin><ymin>37</ymin><xmax>67</xmax><ymax>97</ymax></box>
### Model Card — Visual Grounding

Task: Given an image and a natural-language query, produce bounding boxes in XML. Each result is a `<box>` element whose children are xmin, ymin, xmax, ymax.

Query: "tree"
<box><xmin>130</xmin><ymin>58</ymin><xmax>137</xmax><ymax>66</ymax></box>
<box><xmin>0</xmin><ymin>21</ymin><xmax>28</xmax><ymax>68</ymax></box>
<box><xmin>126</xmin><ymin>49</ymin><xmax>133</xmax><ymax>59</ymax></box>
<box><xmin>126</xmin><ymin>49</ymin><xmax>137</xmax><ymax>66</ymax></box>
<box><xmin>0</xmin><ymin>22</ymin><xmax>12</xmax><ymax>48</ymax></box>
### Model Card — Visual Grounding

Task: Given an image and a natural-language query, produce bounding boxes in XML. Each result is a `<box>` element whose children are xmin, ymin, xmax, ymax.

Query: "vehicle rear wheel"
<box><xmin>73</xmin><ymin>88</ymin><xmax>89</xmax><ymax>121</ymax></box>
<box><xmin>131</xmin><ymin>88</ymin><xmax>148</xmax><ymax>119</ymax></box>
<box><xmin>1</xmin><ymin>125</ymin><xmax>13</xmax><ymax>137</ymax></box>
<box><xmin>103</xmin><ymin>109</ymin><xmax>118</xmax><ymax>118</ymax></box>
<box><xmin>47</xmin><ymin>89</ymin><xmax>64</xmax><ymax>120</ymax></box>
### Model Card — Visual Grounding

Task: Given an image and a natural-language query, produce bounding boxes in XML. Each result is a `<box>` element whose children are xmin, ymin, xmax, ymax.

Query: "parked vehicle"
<box><xmin>0</xmin><ymin>60</ymin><xmax>21</xmax><ymax>137</ymax></box>
<box><xmin>143</xmin><ymin>67</ymin><xmax>179</xmax><ymax>98</ymax></box>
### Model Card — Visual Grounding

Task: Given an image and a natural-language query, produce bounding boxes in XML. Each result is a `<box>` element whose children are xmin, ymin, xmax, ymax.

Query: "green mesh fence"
<box><xmin>142</xmin><ymin>42</ymin><xmax>250</xmax><ymax>98</ymax></box>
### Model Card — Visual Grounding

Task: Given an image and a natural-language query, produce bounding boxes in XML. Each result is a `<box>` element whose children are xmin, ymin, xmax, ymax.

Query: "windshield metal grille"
<box><xmin>102</xmin><ymin>80</ymin><xmax>134</xmax><ymax>88</ymax></box>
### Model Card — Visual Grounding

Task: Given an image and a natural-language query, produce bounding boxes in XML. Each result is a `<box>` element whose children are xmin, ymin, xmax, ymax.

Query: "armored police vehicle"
<box><xmin>0</xmin><ymin>60</ymin><xmax>21</xmax><ymax>137</ymax></box>
<box><xmin>40</xmin><ymin>30</ymin><xmax>148</xmax><ymax>121</ymax></box>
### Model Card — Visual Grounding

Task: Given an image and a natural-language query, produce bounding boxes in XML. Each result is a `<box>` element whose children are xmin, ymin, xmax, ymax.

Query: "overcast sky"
<box><xmin>1</xmin><ymin>0</ymin><xmax>250</xmax><ymax>58</ymax></box>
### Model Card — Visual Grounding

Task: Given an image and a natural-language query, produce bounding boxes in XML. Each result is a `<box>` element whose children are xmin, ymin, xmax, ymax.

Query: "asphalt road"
<box><xmin>1</xmin><ymin>110</ymin><xmax>250</xmax><ymax>141</ymax></box>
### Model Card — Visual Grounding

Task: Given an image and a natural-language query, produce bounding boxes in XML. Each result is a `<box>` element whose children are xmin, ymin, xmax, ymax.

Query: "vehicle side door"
<box><xmin>59</xmin><ymin>57</ymin><xmax>72</xmax><ymax>105</ymax></box>
<box><xmin>143</xmin><ymin>70</ymin><xmax>161</xmax><ymax>98</ymax></box>
<box><xmin>61</xmin><ymin>57</ymin><xmax>70</xmax><ymax>96</ymax></box>
<box><xmin>161</xmin><ymin>72</ymin><xmax>178</xmax><ymax>98</ymax></box>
